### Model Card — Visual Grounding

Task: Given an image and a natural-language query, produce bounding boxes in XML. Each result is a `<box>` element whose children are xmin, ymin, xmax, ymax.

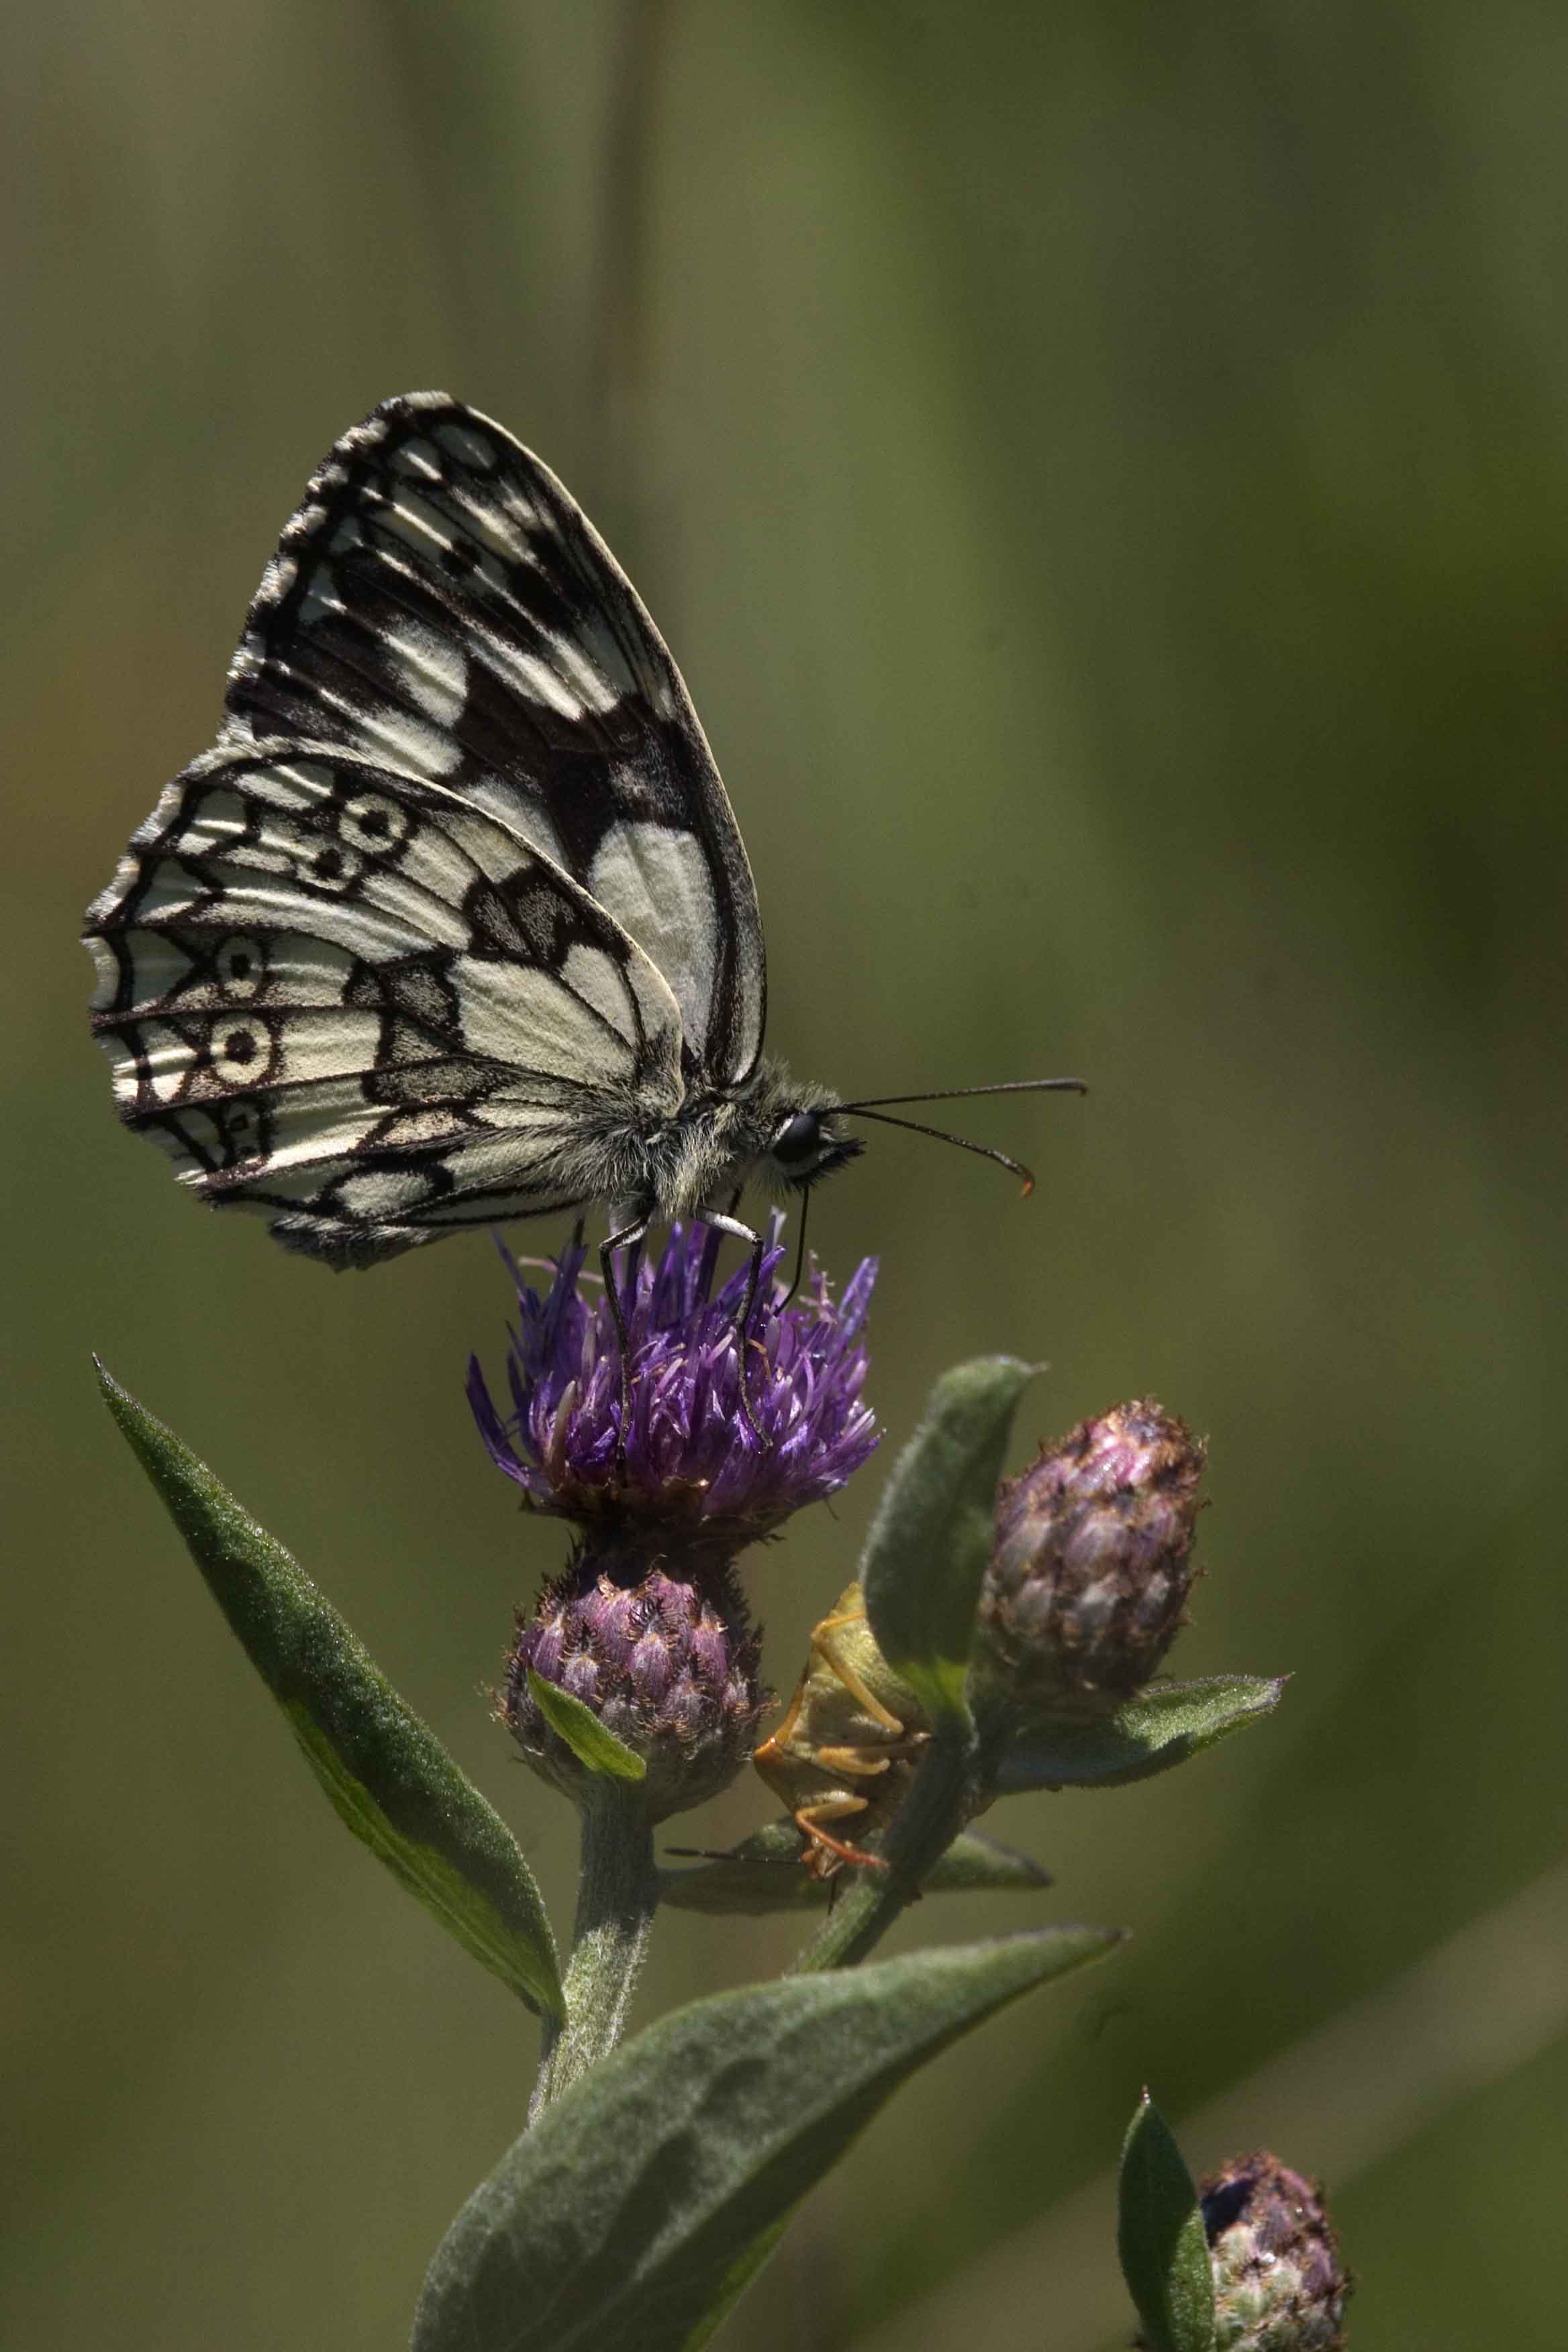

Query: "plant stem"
<box><xmin>530</xmin><ymin>1783</ymin><xmax>658</xmax><ymax>2118</ymax></box>
<box><xmin>591</xmin><ymin>0</ymin><xmax>671</xmax><ymax>550</ymax></box>
<box><xmin>791</xmin><ymin>1716</ymin><xmax>982</xmax><ymax>1973</ymax></box>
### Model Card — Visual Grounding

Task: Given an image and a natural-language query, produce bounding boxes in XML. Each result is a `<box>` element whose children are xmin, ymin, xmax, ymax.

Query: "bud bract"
<box><xmin>1201</xmin><ymin>2151</ymin><xmax>1350</xmax><ymax>2351</ymax></box>
<box><xmin>977</xmin><ymin>1399</ymin><xmax>1205</xmax><ymax>1719</ymax></box>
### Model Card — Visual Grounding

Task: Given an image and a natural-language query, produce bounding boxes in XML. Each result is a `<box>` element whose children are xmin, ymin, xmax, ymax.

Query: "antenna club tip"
<box><xmin>1020</xmin><ymin>1171</ymin><xmax>1036</xmax><ymax>1199</ymax></box>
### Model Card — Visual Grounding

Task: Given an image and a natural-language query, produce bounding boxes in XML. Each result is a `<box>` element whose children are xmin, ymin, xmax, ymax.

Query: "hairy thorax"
<box><xmin>573</xmin><ymin>1060</ymin><xmax>856</xmax><ymax>1224</ymax></box>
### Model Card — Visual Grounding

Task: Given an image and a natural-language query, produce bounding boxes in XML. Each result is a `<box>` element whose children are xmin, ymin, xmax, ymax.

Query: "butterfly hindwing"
<box><xmin>84</xmin><ymin>742</ymin><xmax>686</xmax><ymax>1264</ymax></box>
<box><xmin>220</xmin><ymin>391</ymin><xmax>767</xmax><ymax>1090</ymax></box>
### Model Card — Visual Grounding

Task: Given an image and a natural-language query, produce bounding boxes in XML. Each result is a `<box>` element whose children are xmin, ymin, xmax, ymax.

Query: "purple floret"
<box><xmin>467</xmin><ymin>1216</ymin><xmax>879</xmax><ymax>1541</ymax></box>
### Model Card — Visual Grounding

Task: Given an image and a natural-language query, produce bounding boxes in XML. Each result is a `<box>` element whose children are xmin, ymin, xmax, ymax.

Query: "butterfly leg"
<box><xmin>777</xmin><ymin>1185</ymin><xmax>812</xmax><ymax>1310</ymax></box>
<box><xmin>600</xmin><ymin>1212</ymin><xmax>651</xmax><ymax>1459</ymax></box>
<box><xmin>695</xmin><ymin>1209</ymin><xmax>772</xmax><ymax>1445</ymax></box>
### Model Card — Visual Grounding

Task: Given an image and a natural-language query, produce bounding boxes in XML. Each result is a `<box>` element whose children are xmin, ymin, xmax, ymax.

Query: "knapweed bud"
<box><xmin>503</xmin><ymin>1553</ymin><xmax>766</xmax><ymax>1822</ymax></box>
<box><xmin>1200</xmin><ymin>2151</ymin><xmax>1350</xmax><ymax>2350</ymax></box>
<box><xmin>977</xmin><ymin>1400</ymin><xmax>1205</xmax><ymax>1718</ymax></box>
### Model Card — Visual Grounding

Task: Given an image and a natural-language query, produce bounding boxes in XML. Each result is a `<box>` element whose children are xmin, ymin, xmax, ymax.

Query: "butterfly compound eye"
<box><xmin>771</xmin><ymin>1110</ymin><xmax>823</xmax><ymax>1166</ymax></box>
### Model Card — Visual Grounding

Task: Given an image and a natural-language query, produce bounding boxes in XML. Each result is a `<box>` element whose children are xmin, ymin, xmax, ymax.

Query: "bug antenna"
<box><xmin>845</xmin><ymin>1106</ymin><xmax>1038</xmax><ymax>1195</ymax></box>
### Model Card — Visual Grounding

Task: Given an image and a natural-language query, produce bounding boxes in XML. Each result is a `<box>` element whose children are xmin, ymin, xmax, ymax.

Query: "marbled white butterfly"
<box><xmin>85</xmin><ymin>393</ymin><xmax>1079</xmax><ymax>1338</ymax></box>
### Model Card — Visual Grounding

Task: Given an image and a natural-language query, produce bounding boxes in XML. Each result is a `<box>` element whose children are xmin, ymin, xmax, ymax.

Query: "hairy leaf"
<box><xmin>863</xmin><ymin>1357</ymin><xmax>1033</xmax><ymax>1726</ymax></box>
<box><xmin>994</xmin><ymin>1675</ymin><xmax>1285</xmax><ymax>1794</ymax></box>
<box><xmin>97</xmin><ymin>1361</ymin><xmax>563</xmax><ymax>2020</ymax></box>
<box><xmin>1118</xmin><ymin>2092</ymin><xmax>1216</xmax><ymax>2352</ymax></box>
<box><xmin>414</xmin><ymin>1925</ymin><xmax>1120</xmax><ymax>2352</ymax></box>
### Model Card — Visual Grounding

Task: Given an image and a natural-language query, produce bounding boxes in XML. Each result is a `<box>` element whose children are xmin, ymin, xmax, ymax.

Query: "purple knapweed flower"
<box><xmin>467</xmin><ymin>1218</ymin><xmax>879</xmax><ymax>1549</ymax></box>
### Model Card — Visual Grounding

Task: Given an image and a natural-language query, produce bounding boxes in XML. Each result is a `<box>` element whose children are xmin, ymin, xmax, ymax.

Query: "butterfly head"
<box><xmin>697</xmin><ymin>1065</ymin><xmax>861</xmax><ymax>1206</ymax></box>
<box><xmin>763</xmin><ymin>1099</ymin><xmax>864</xmax><ymax>1193</ymax></box>
<box><xmin>707</xmin><ymin>1063</ymin><xmax>1093</xmax><ymax>1216</ymax></box>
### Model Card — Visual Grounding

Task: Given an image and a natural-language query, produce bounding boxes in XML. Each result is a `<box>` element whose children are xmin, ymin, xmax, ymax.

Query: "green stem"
<box><xmin>791</xmin><ymin>1716</ymin><xmax>981</xmax><ymax>1973</ymax></box>
<box><xmin>530</xmin><ymin>1784</ymin><xmax>658</xmax><ymax>2118</ymax></box>
<box><xmin>591</xmin><ymin>0</ymin><xmax>671</xmax><ymax>546</ymax></box>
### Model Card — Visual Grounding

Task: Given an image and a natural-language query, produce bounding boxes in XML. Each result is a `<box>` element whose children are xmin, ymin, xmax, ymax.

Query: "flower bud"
<box><xmin>1200</xmin><ymin>2151</ymin><xmax>1350</xmax><ymax>2350</ymax></box>
<box><xmin>977</xmin><ymin>1399</ymin><xmax>1205</xmax><ymax>1718</ymax></box>
<box><xmin>501</xmin><ymin>1550</ymin><xmax>767</xmax><ymax>1822</ymax></box>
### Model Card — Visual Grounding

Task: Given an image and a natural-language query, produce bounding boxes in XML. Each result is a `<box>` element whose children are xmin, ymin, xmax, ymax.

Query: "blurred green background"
<box><xmin>7</xmin><ymin>3</ymin><xmax>1567</xmax><ymax>2345</ymax></box>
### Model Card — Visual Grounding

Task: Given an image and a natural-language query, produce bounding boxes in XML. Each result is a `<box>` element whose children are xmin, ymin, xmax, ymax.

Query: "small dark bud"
<box><xmin>977</xmin><ymin>1399</ymin><xmax>1205</xmax><ymax>1718</ymax></box>
<box><xmin>502</xmin><ymin>1547</ymin><xmax>767</xmax><ymax>1822</ymax></box>
<box><xmin>1200</xmin><ymin>2151</ymin><xmax>1350</xmax><ymax>2349</ymax></box>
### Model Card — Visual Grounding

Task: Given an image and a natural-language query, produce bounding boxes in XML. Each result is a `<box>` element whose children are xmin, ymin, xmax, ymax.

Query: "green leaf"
<box><xmin>528</xmin><ymin>1669</ymin><xmax>647</xmax><ymax>1782</ymax></box>
<box><xmin>914</xmin><ymin>1828</ymin><xmax>1052</xmax><ymax>1895</ymax></box>
<box><xmin>413</xmin><ymin>1924</ymin><xmax>1122</xmax><ymax>2352</ymax></box>
<box><xmin>1117</xmin><ymin>2092</ymin><xmax>1216</xmax><ymax>2352</ymax></box>
<box><xmin>862</xmin><ymin>1357</ymin><xmax>1034</xmax><ymax>1727</ymax></box>
<box><xmin>658</xmin><ymin>1823</ymin><xmax>1052</xmax><ymax>1914</ymax></box>
<box><xmin>994</xmin><ymin>1674</ymin><xmax>1286</xmax><ymax>1794</ymax></box>
<box><xmin>96</xmin><ymin>1362</ymin><xmax>563</xmax><ymax>2022</ymax></box>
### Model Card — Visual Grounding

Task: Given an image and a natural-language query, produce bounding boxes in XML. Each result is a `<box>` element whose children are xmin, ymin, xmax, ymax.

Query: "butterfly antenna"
<box><xmin>844</xmin><ymin>1108</ymin><xmax>1040</xmax><ymax>1194</ymax></box>
<box><xmin>839</xmin><ymin>1079</ymin><xmax>1087</xmax><ymax>1197</ymax></box>
<box><xmin>840</xmin><ymin>1077</ymin><xmax>1087</xmax><ymax>1110</ymax></box>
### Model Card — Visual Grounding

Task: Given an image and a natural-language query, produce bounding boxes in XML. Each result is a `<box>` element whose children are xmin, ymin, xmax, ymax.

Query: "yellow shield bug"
<box><xmin>753</xmin><ymin>1582</ymin><xmax>931</xmax><ymax>1877</ymax></box>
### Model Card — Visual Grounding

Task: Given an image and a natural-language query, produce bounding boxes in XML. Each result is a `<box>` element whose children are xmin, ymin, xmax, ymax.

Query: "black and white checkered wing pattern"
<box><xmin>221</xmin><ymin>392</ymin><xmax>767</xmax><ymax>1090</ymax></box>
<box><xmin>84</xmin><ymin>743</ymin><xmax>685</xmax><ymax>1265</ymax></box>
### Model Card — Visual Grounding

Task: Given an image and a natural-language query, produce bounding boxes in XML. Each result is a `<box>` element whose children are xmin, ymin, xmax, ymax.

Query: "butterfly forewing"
<box><xmin>220</xmin><ymin>392</ymin><xmax>765</xmax><ymax>1087</ymax></box>
<box><xmin>85</xmin><ymin>740</ymin><xmax>687</xmax><ymax>1264</ymax></box>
